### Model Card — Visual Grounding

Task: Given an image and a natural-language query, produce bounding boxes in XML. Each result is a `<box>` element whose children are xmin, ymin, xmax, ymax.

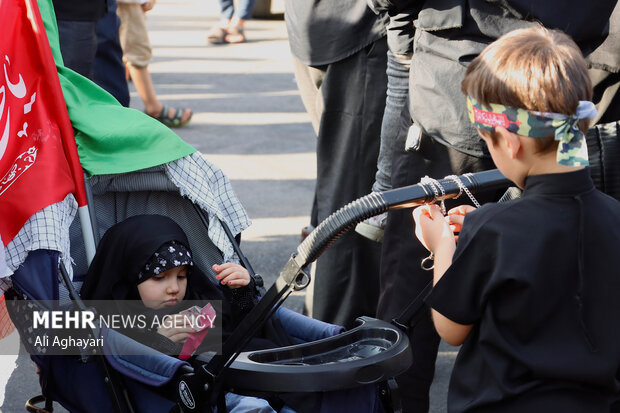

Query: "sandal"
<box><xmin>225</xmin><ymin>26</ymin><xmax>246</xmax><ymax>44</ymax></box>
<box><xmin>149</xmin><ymin>105</ymin><xmax>192</xmax><ymax>128</ymax></box>
<box><xmin>207</xmin><ymin>26</ymin><xmax>228</xmax><ymax>44</ymax></box>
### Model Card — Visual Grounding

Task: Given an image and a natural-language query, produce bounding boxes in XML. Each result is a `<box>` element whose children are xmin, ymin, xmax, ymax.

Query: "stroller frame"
<box><xmin>13</xmin><ymin>167</ymin><xmax>510</xmax><ymax>413</ymax></box>
<box><xmin>177</xmin><ymin>169</ymin><xmax>510</xmax><ymax>411</ymax></box>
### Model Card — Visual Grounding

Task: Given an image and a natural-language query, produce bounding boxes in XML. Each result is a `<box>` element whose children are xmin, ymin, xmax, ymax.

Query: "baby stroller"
<box><xmin>0</xmin><ymin>152</ymin><xmax>406</xmax><ymax>412</ymax></box>
<box><xmin>1</xmin><ymin>147</ymin><xmax>515</xmax><ymax>413</ymax></box>
<box><xmin>0</xmin><ymin>1</ymin><xmax>418</xmax><ymax>409</ymax></box>
<box><xmin>3</xmin><ymin>144</ymin><xmax>512</xmax><ymax>413</ymax></box>
<box><xmin>5</xmin><ymin>0</ymin><xmax>620</xmax><ymax>410</ymax></box>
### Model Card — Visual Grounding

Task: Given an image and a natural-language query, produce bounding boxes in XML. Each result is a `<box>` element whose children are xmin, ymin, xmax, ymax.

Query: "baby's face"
<box><xmin>138</xmin><ymin>265</ymin><xmax>188</xmax><ymax>309</ymax></box>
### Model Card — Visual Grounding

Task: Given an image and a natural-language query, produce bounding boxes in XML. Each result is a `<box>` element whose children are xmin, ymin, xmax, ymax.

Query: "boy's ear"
<box><xmin>496</xmin><ymin>127</ymin><xmax>521</xmax><ymax>159</ymax></box>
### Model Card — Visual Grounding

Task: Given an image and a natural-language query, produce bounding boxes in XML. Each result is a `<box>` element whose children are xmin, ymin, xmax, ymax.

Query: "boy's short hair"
<box><xmin>461</xmin><ymin>26</ymin><xmax>593</xmax><ymax>152</ymax></box>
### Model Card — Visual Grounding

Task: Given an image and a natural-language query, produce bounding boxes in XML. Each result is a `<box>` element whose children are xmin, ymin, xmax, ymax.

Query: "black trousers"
<box><xmin>94</xmin><ymin>0</ymin><xmax>130</xmax><ymax>107</ymax></box>
<box><xmin>377</xmin><ymin>118</ymin><xmax>503</xmax><ymax>412</ymax></box>
<box><xmin>56</xmin><ymin>20</ymin><xmax>98</xmax><ymax>80</ymax></box>
<box><xmin>292</xmin><ymin>37</ymin><xmax>388</xmax><ymax>328</ymax></box>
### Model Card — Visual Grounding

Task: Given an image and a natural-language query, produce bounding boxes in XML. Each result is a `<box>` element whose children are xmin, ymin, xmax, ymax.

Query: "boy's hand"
<box><xmin>446</xmin><ymin>205</ymin><xmax>476</xmax><ymax>241</ymax></box>
<box><xmin>412</xmin><ymin>204</ymin><xmax>455</xmax><ymax>253</ymax></box>
<box><xmin>213</xmin><ymin>263</ymin><xmax>250</xmax><ymax>289</ymax></box>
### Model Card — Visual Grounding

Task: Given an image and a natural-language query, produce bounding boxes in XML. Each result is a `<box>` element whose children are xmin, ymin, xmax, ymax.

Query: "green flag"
<box><xmin>37</xmin><ymin>0</ymin><xmax>196</xmax><ymax>176</ymax></box>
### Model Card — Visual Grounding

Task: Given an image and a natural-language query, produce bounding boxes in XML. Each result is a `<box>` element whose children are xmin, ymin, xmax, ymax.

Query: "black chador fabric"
<box><xmin>81</xmin><ymin>214</ymin><xmax>221</xmax><ymax>302</ymax></box>
<box><xmin>285</xmin><ymin>0</ymin><xmax>389</xmax><ymax>328</ymax></box>
<box><xmin>426</xmin><ymin>169</ymin><xmax>620</xmax><ymax>412</ymax></box>
<box><xmin>291</xmin><ymin>38</ymin><xmax>388</xmax><ymax>328</ymax></box>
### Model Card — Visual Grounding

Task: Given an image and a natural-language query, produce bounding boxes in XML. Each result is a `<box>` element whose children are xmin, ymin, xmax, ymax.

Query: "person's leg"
<box><xmin>127</xmin><ymin>64</ymin><xmax>191</xmax><ymax>124</ymax></box>
<box><xmin>117</xmin><ymin>3</ymin><xmax>191</xmax><ymax>124</ymax></box>
<box><xmin>218</xmin><ymin>0</ymin><xmax>235</xmax><ymax>22</ymax></box>
<box><xmin>224</xmin><ymin>392</ymin><xmax>276</xmax><ymax>412</ymax></box>
<box><xmin>116</xmin><ymin>3</ymin><xmax>156</xmax><ymax>113</ymax></box>
<box><xmin>377</xmin><ymin>120</ymin><xmax>503</xmax><ymax>412</ymax></box>
<box><xmin>94</xmin><ymin>0</ymin><xmax>130</xmax><ymax>107</ymax></box>
<box><xmin>291</xmin><ymin>58</ymin><xmax>325</xmax><ymax>243</ymax></box>
<box><xmin>292</xmin><ymin>41</ymin><xmax>388</xmax><ymax>324</ymax></box>
<box><xmin>310</xmin><ymin>38</ymin><xmax>388</xmax><ymax>328</ymax></box>
<box><xmin>56</xmin><ymin>20</ymin><xmax>98</xmax><ymax>79</ymax></box>
<box><xmin>235</xmin><ymin>0</ymin><xmax>258</xmax><ymax>21</ymax></box>
<box><xmin>126</xmin><ymin>65</ymin><xmax>159</xmax><ymax>114</ymax></box>
<box><xmin>224</xmin><ymin>0</ymin><xmax>257</xmax><ymax>43</ymax></box>
<box><xmin>373</xmin><ymin>50</ymin><xmax>411</xmax><ymax>193</ymax></box>
<box><xmin>207</xmin><ymin>0</ymin><xmax>234</xmax><ymax>44</ymax></box>
<box><xmin>355</xmin><ymin>50</ymin><xmax>411</xmax><ymax>242</ymax></box>
<box><xmin>291</xmin><ymin>58</ymin><xmax>325</xmax><ymax>134</ymax></box>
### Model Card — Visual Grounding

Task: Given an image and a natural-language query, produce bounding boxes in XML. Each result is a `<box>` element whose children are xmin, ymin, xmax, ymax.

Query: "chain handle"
<box><xmin>418</xmin><ymin>174</ymin><xmax>482</xmax><ymax>271</ymax></box>
<box><xmin>446</xmin><ymin>174</ymin><xmax>481</xmax><ymax>208</ymax></box>
<box><xmin>420</xmin><ymin>176</ymin><xmax>447</xmax><ymax>215</ymax></box>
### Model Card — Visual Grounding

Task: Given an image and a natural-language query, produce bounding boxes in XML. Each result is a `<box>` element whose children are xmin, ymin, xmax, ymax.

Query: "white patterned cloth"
<box><xmin>0</xmin><ymin>278</ymin><xmax>9</xmax><ymax>295</ymax></box>
<box><xmin>166</xmin><ymin>152</ymin><xmax>251</xmax><ymax>263</ymax></box>
<box><xmin>2</xmin><ymin>194</ymin><xmax>77</xmax><ymax>293</ymax></box>
<box><xmin>1</xmin><ymin>152</ymin><xmax>250</xmax><ymax>294</ymax></box>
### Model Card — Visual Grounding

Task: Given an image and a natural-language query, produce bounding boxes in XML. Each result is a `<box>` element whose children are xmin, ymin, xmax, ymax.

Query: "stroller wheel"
<box><xmin>25</xmin><ymin>395</ymin><xmax>53</xmax><ymax>413</ymax></box>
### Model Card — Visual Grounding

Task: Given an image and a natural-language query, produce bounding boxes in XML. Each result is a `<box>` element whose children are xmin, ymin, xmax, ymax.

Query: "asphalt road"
<box><xmin>0</xmin><ymin>1</ymin><xmax>455</xmax><ymax>411</ymax></box>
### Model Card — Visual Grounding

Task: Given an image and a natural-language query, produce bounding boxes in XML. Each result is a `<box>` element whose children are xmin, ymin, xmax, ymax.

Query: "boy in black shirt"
<box><xmin>413</xmin><ymin>27</ymin><xmax>620</xmax><ymax>412</ymax></box>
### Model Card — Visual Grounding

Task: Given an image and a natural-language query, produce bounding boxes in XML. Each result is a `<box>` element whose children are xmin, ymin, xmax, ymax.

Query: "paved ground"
<box><xmin>1</xmin><ymin>1</ymin><xmax>455</xmax><ymax>411</ymax></box>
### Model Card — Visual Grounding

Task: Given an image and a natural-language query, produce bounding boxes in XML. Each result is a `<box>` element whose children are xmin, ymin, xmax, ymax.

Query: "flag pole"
<box><xmin>79</xmin><ymin>171</ymin><xmax>99</xmax><ymax>264</ymax></box>
<box><xmin>78</xmin><ymin>207</ymin><xmax>97</xmax><ymax>264</ymax></box>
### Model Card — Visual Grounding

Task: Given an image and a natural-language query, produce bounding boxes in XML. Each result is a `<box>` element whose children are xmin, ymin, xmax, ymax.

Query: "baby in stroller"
<box><xmin>81</xmin><ymin>214</ymin><xmax>299</xmax><ymax>411</ymax></box>
<box><xmin>80</xmin><ymin>214</ymin><xmax>383</xmax><ymax>413</ymax></box>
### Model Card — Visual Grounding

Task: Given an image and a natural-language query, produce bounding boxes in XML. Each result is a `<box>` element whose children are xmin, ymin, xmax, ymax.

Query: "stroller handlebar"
<box><xmin>295</xmin><ymin>169</ymin><xmax>510</xmax><ymax>265</ymax></box>
<box><xmin>200</xmin><ymin>169</ymin><xmax>510</xmax><ymax>399</ymax></box>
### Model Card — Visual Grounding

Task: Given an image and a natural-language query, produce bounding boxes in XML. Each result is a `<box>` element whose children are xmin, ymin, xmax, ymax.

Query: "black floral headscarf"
<box><xmin>137</xmin><ymin>240</ymin><xmax>194</xmax><ymax>284</ymax></box>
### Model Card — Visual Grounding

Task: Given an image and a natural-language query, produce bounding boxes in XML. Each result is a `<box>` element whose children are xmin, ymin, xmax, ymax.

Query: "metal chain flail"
<box><xmin>418</xmin><ymin>174</ymin><xmax>482</xmax><ymax>271</ymax></box>
<box><xmin>420</xmin><ymin>176</ymin><xmax>447</xmax><ymax>215</ymax></box>
<box><xmin>446</xmin><ymin>173</ymin><xmax>481</xmax><ymax>208</ymax></box>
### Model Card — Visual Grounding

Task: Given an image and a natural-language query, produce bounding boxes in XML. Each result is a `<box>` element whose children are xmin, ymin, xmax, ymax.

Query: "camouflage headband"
<box><xmin>466</xmin><ymin>96</ymin><xmax>598</xmax><ymax>166</ymax></box>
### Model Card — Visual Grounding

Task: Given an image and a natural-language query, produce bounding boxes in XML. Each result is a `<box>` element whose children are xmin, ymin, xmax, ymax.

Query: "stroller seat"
<box><xmin>5</xmin><ymin>156</ymin><xmax>416</xmax><ymax>413</ymax></box>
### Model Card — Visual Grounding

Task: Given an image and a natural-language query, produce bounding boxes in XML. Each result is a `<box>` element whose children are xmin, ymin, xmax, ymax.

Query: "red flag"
<box><xmin>0</xmin><ymin>0</ymin><xmax>87</xmax><ymax>245</ymax></box>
